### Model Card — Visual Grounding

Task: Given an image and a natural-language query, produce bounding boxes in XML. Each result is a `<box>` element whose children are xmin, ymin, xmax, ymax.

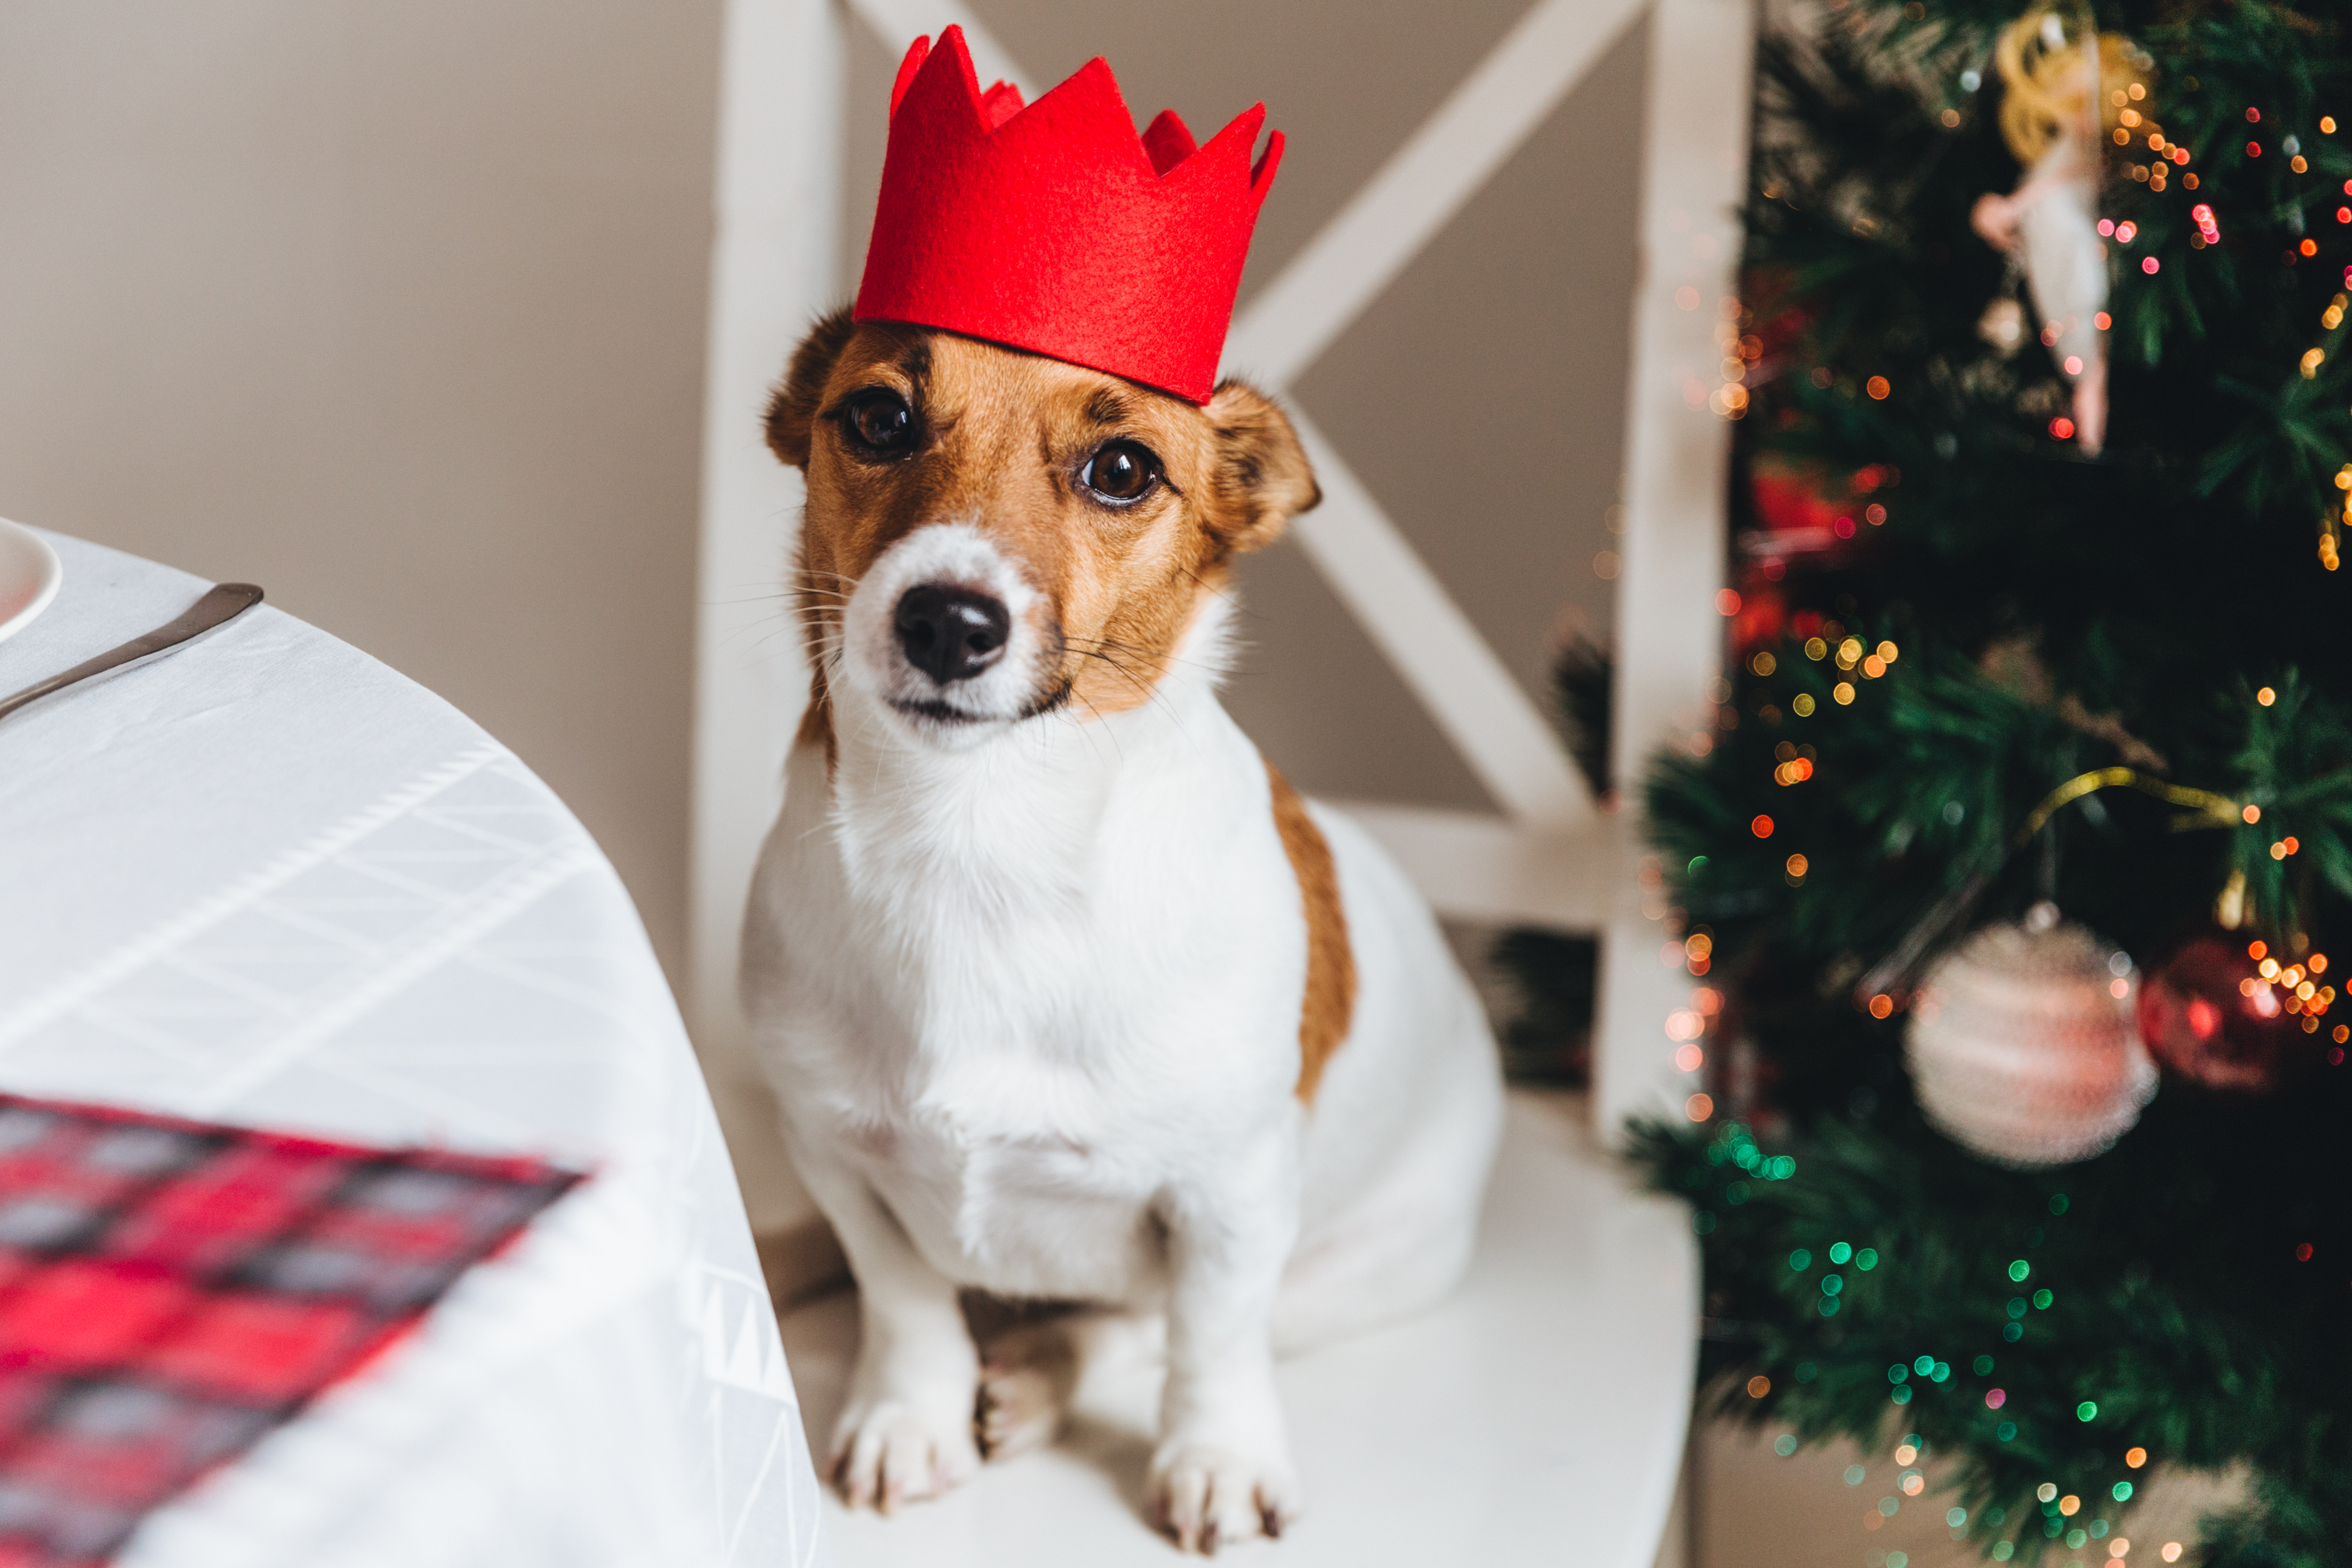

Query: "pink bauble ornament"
<box><xmin>1905</xmin><ymin>919</ymin><xmax>2156</xmax><ymax>1167</ymax></box>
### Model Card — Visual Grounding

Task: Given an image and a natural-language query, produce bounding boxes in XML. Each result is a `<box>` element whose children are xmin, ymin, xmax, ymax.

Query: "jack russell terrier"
<box><xmin>739</xmin><ymin>28</ymin><xmax>1504</xmax><ymax>1554</ymax></box>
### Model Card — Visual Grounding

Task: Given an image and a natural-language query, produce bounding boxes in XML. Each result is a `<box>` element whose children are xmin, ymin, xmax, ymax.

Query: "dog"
<box><xmin>742</xmin><ymin>308</ymin><xmax>1504</xmax><ymax>1552</ymax></box>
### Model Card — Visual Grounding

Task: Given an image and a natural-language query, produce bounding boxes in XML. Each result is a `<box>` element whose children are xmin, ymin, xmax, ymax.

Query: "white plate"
<box><xmin>0</xmin><ymin>519</ymin><xmax>62</xmax><ymax>646</ymax></box>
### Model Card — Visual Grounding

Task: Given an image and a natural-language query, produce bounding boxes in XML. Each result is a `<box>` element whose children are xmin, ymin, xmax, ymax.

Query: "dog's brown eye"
<box><xmin>842</xmin><ymin>389</ymin><xmax>916</xmax><ymax>457</ymax></box>
<box><xmin>1080</xmin><ymin>441</ymin><xmax>1160</xmax><ymax>504</ymax></box>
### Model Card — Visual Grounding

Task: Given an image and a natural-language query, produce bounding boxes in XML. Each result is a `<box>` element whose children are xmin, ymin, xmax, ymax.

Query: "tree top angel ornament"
<box><xmin>1970</xmin><ymin>11</ymin><xmax>2149</xmax><ymax>457</ymax></box>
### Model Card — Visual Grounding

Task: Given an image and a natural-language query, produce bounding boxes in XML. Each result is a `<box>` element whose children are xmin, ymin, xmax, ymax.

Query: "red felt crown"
<box><xmin>852</xmin><ymin>28</ymin><xmax>1283</xmax><ymax>406</ymax></box>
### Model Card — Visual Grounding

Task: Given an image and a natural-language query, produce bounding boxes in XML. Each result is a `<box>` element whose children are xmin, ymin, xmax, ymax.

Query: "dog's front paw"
<box><xmin>1146</xmin><ymin>1440</ymin><xmax>1299</xmax><ymax>1554</ymax></box>
<box><xmin>827</xmin><ymin>1398</ymin><xmax>980</xmax><ymax>1513</ymax></box>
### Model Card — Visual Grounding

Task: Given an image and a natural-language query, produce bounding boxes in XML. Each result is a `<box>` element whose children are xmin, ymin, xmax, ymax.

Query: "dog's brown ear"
<box><xmin>764</xmin><ymin>307</ymin><xmax>856</xmax><ymax>470</ymax></box>
<box><xmin>1201</xmin><ymin>379</ymin><xmax>1321</xmax><ymax>553</ymax></box>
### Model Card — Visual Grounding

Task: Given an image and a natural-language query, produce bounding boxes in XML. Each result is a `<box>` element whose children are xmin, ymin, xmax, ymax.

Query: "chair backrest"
<box><xmin>687</xmin><ymin>0</ymin><xmax>1753</xmax><ymax>1149</ymax></box>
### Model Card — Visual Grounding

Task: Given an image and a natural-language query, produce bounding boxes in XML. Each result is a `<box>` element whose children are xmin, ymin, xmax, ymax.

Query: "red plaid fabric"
<box><xmin>0</xmin><ymin>1096</ymin><xmax>581</xmax><ymax>1566</ymax></box>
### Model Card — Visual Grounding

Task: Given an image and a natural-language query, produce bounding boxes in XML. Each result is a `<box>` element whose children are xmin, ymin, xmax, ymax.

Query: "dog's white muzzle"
<box><xmin>838</xmin><ymin>522</ymin><xmax>1057</xmax><ymax>746</ymax></box>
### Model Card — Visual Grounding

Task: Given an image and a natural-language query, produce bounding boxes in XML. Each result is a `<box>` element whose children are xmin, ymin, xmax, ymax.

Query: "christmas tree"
<box><xmin>1512</xmin><ymin>2</ymin><xmax>2352</xmax><ymax>1561</ymax></box>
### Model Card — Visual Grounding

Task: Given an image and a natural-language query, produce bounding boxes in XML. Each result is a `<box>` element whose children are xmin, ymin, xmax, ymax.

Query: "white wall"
<box><xmin>0</xmin><ymin>0</ymin><xmax>723</xmax><ymax>986</ymax></box>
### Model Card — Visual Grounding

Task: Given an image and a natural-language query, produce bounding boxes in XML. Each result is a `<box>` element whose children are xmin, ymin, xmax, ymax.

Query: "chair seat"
<box><xmin>779</xmin><ymin>1089</ymin><xmax>1698</xmax><ymax>1567</ymax></box>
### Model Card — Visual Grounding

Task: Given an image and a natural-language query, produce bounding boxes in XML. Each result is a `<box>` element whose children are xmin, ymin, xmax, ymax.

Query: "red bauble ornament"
<box><xmin>2136</xmin><ymin>930</ymin><xmax>2336</xmax><ymax>1093</ymax></box>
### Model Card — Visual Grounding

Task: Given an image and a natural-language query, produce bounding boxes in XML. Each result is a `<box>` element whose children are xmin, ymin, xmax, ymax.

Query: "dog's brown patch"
<box><xmin>764</xmin><ymin>309</ymin><xmax>1317</xmax><ymax>723</ymax></box>
<box><xmin>1266</xmin><ymin>763</ymin><xmax>1354</xmax><ymax>1102</ymax></box>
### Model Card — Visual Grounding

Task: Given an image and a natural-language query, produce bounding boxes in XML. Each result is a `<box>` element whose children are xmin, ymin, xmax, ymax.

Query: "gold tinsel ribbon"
<box><xmin>1856</xmin><ymin>768</ymin><xmax>2245</xmax><ymax>1006</ymax></box>
<box><xmin>2011</xmin><ymin>766</ymin><xmax>2241</xmax><ymax>845</ymax></box>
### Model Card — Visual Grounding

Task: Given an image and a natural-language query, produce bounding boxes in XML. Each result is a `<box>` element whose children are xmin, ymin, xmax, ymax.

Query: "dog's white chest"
<box><xmin>836</xmin><ymin>1059</ymin><xmax>1171</xmax><ymax>1302</ymax></box>
<box><xmin>747</xmin><ymin>672</ymin><xmax>1312</xmax><ymax>1303</ymax></box>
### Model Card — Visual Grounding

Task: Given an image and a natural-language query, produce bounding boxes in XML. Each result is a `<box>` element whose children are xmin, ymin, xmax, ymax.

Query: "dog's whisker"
<box><xmin>1063</xmin><ymin>635</ymin><xmax>1192</xmax><ymax>679</ymax></box>
<box><xmin>752</xmin><ymin>619</ymin><xmax>846</xmax><ymax>652</ymax></box>
<box><xmin>1059</xmin><ymin>648</ymin><xmax>1175</xmax><ymax>726</ymax></box>
<box><xmin>1059</xmin><ymin>688</ymin><xmax>1124</xmax><ymax>765</ymax></box>
<box><xmin>1060</xmin><ymin>639</ymin><xmax>1166</xmax><ymax>678</ymax></box>
<box><xmin>1061</xmin><ymin>641</ymin><xmax>1193</xmax><ymax>733</ymax></box>
<box><xmin>1178</xmin><ymin>564</ymin><xmax>1255</xmax><ymax>621</ymax></box>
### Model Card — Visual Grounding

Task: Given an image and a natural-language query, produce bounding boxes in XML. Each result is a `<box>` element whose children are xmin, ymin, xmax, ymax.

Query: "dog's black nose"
<box><xmin>894</xmin><ymin>583</ymin><xmax>1010</xmax><ymax>685</ymax></box>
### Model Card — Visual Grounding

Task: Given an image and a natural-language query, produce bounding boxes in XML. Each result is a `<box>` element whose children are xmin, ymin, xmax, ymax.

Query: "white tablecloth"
<box><xmin>0</xmin><ymin>531</ymin><xmax>823</xmax><ymax>1567</ymax></box>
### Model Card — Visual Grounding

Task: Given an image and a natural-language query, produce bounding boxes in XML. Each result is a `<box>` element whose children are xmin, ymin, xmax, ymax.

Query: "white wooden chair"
<box><xmin>685</xmin><ymin>2</ymin><xmax>1751</xmax><ymax>1561</ymax></box>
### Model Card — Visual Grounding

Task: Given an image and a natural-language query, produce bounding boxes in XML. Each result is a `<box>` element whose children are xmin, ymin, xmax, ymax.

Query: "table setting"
<box><xmin>0</xmin><ymin>522</ymin><xmax>821</xmax><ymax>1566</ymax></box>
<box><xmin>0</xmin><ymin>520</ymin><xmax>1696</xmax><ymax>1568</ymax></box>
